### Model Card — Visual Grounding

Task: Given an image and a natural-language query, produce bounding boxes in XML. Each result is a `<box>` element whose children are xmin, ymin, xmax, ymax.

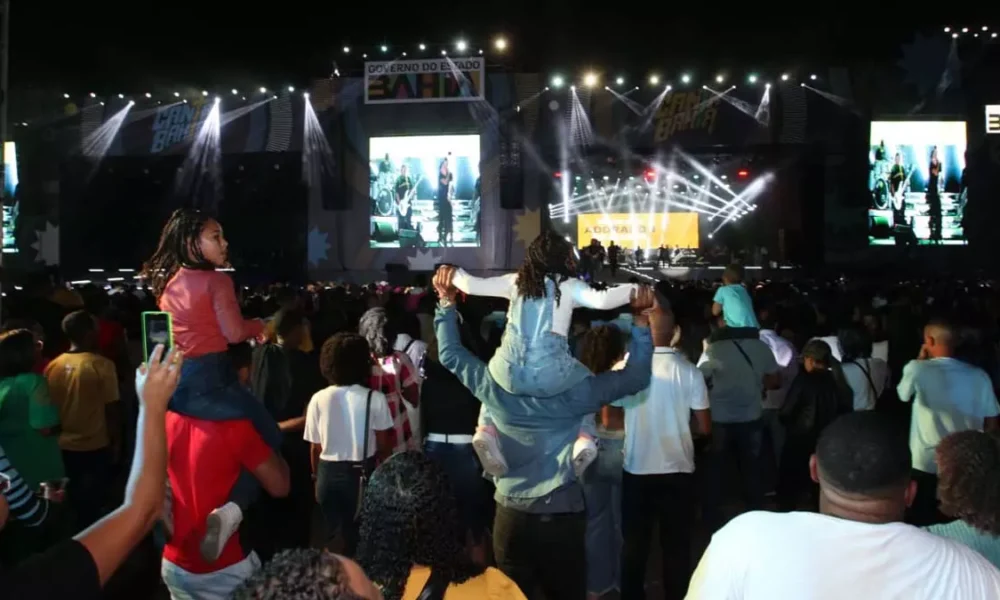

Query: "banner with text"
<box><xmin>577</xmin><ymin>212</ymin><xmax>700</xmax><ymax>249</ymax></box>
<box><xmin>365</xmin><ymin>58</ymin><xmax>485</xmax><ymax>104</ymax></box>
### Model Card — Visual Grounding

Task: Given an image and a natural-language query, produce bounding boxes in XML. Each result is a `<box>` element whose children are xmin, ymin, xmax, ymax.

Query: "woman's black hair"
<box><xmin>0</xmin><ymin>329</ymin><xmax>38</xmax><ymax>378</ymax></box>
<box><xmin>515</xmin><ymin>229</ymin><xmax>576</xmax><ymax>306</ymax></box>
<box><xmin>838</xmin><ymin>325</ymin><xmax>873</xmax><ymax>363</ymax></box>
<box><xmin>579</xmin><ymin>324</ymin><xmax>625</xmax><ymax>375</ymax></box>
<box><xmin>140</xmin><ymin>208</ymin><xmax>216</xmax><ymax>298</ymax></box>
<box><xmin>356</xmin><ymin>452</ymin><xmax>484</xmax><ymax>600</ymax></box>
<box><xmin>319</xmin><ymin>332</ymin><xmax>372</xmax><ymax>387</ymax></box>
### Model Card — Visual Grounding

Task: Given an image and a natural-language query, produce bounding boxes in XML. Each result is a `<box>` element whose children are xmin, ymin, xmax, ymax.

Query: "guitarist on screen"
<box><xmin>889</xmin><ymin>153</ymin><xmax>914</xmax><ymax>229</ymax></box>
<box><xmin>395</xmin><ymin>163</ymin><xmax>415</xmax><ymax>231</ymax></box>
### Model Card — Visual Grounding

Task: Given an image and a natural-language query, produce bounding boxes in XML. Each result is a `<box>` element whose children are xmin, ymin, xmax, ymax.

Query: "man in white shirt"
<box><xmin>896</xmin><ymin>320</ymin><xmax>1000</xmax><ymax>525</ymax></box>
<box><xmin>687</xmin><ymin>412</ymin><xmax>1000</xmax><ymax>600</ymax></box>
<box><xmin>617</xmin><ymin>306</ymin><xmax>711</xmax><ymax>600</ymax></box>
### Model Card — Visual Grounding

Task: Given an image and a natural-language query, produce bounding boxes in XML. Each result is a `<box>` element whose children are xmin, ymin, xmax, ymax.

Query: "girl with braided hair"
<box><xmin>439</xmin><ymin>229</ymin><xmax>642</xmax><ymax>477</ymax></box>
<box><xmin>141</xmin><ymin>208</ymin><xmax>280</xmax><ymax>562</ymax></box>
<box><xmin>356</xmin><ymin>451</ymin><xmax>526</xmax><ymax>600</ymax></box>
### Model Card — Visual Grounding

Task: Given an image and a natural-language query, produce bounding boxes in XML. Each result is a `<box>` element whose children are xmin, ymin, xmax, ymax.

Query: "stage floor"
<box><xmin>614</xmin><ymin>264</ymin><xmax>798</xmax><ymax>282</ymax></box>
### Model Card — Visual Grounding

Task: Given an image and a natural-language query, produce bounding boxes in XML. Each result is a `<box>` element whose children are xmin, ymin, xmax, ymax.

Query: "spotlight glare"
<box><xmin>288</xmin><ymin>86</ymin><xmax>295</xmax><ymax>92</ymax></box>
<box><xmin>962</xmin><ymin>27</ymin><xmax>968</xmax><ymax>33</ymax></box>
<box><xmin>214</xmin><ymin>97</ymin><xmax>220</xmax><ymax>104</ymax></box>
<box><xmin>748</xmin><ymin>73</ymin><xmax>758</xmax><ymax>83</ymax></box>
<box><xmin>649</xmin><ymin>74</ymin><xmax>660</xmax><ymax>85</ymax></box>
<box><xmin>681</xmin><ymin>73</ymin><xmax>691</xmax><ymax>84</ymax></box>
<box><xmin>380</xmin><ymin>45</ymin><xmax>388</xmax><ymax>52</ymax></box>
<box><xmin>441</xmin><ymin>49</ymin><xmax>447</xmax><ymax>56</ymax></box>
<box><xmin>128</xmin><ymin>99</ymin><xmax>135</xmax><ymax>105</ymax></box>
<box><xmin>583</xmin><ymin>72</ymin><xmax>598</xmax><ymax>87</ymax></box>
<box><xmin>765</xmin><ymin>83</ymin><xmax>771</xmax><ymax>89</ymax></box>
<box><xmin>343</xmin><ymin>46</ymin><xmax>350</xmax><ymax>53</ymax></box>
<box><xmin>117</xmin><ymin>93</ymin><xmax>124</xmax><ymax>99</ymax></box>
<box><xmin>810</xmin><ymin>74</ymin><xmax>817</xmax><ymax>80</ymax></box>
<box><xmin>944</xmin><ymin>27</ymin><xmax>951</xmax><ymax>33</ymax></box>
<box><xmin>456</xmin><ymin>40</ymin><xmax>468</xmax><ymax>52</ymax></box>
<box><xmin>201</xmin><ymin>90</ymin><xmax>208</xmax><ymax>96</ymax></box>
<box><xmin>99</xmin><ymin>101</ymin><xmax>105</xmax><ymax>106</ymax></box>
<box><xmin>362</xmin><ymin>53</ymin><xmax>367</xmax><ymax>58</ymax></box>
<box><xmin>173</xmin><ymin>92</ymin><xmax>180</xmax><ymax>97</ymax></box>
<box><xmin>419</xmin><ymin>43</ymin><xmax>426</xmax><ymax>51</ymax></box>
<box><xmin>800</xmin><ymin>82</ymin><xmax>806</xmax><ymax>87</ymax></box>
<box><xmin>953</xmin><ymin>32</ymin><xmax>959</xmax><ymax>38</ymax></box>
<box><xmin>403</xmin><ymin>51</ymin><xmax>408</xmax><ymax>57</ymax></box>
<box><xmin>551</xmin><ymin>75</ymin><xmax>564</xmax><ymax>88</ymax></box>
<box><xmin>145</xmin><ymin>92</ymin><xmax>152</xmax><ymax>98</ymax></box>
<box><xmin>781</xmin><ymin>73</ymin><xmax>789</xmax><ymax>81</ymax></box>
<box><xmin>304</xmin><ymin>92</ymin><xmax>310</xmax><ymax>99</ymax></box>
<box><xmin>993</xmin><ymin>32</ymin><xmax>998</xmax><ymax>38</ymax></box>
<box><xmin>259</xmin><ymin>87</ymin><xmax>267</xmax><ymax>93</ymax></box>
<box><xmin>494</xmin><ymin>37</ymin><xmax>507</xmax><ymax>51</ymax></box>
<box><xmin>231</xmin><ymin>89</ymin><xmax>238</xmax><ymax>95</ymax></box>
<box><xmin>570</xmin><ymin>85</ymin><xmax>576</xmax><ymax>91</ymax></box>
<box><xmin>89</xmin><ymin>92</ymin><xmax>96</xmax><ymax>98</ymax></box>
<box><xmin>715</xmin><ymin>74</ymin><xmax>724</xmax><ymax>83</ymax></box>
<box><xmin>983</xmin><ymin>26</ymin><xmax>989</xmax><ymax>31</ymax></box>
<box><xmin>63</xmin><ymin>93</ymin><xmax>70</xmax><ymax>99</ymax></box>
<box><xmin>666</xmin><ymin>85</ymin><xmax>672</xmax><ymax>91</ymax></box>
<box><xmin>616</xmin><ymin>76</ymin><xmax>624</xmax><ymax>86</ymax></box>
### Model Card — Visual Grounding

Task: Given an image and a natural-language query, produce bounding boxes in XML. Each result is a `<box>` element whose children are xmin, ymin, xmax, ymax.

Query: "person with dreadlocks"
<box><xmin>141</xmin><ymin>208</ymin><xmax>289</xmax><ymax>567</ymax></box>
<box><xmin>356</xmin><ymin>451</ymin><xmax>526</xmax><ymax>600</ymax></box>
<box><xmin>439</xmin><ymin>230</ymin><xmax>643</xmax><ymax>477</ymax></box>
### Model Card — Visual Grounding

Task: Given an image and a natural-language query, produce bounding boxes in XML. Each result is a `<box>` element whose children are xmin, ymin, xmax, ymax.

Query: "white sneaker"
<box><xmin>572</xmin><ymin>438</ymin><xmax>598</xmax><ymax>478</ymax></box>
<box><xmin>200</xmin><ymin>502</ymin><xmax>243</xmax><ymax>562</ymax></box>
<box><xmin>473</xmin><ymin>429</ymin><xmax>509</xmax><ymax>477</ymax></box>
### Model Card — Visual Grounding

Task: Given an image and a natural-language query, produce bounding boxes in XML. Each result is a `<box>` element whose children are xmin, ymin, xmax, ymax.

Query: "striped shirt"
<box><xmin>0</xmin><ymin>443</ymin><xmax>48</xmax><ymax>527</ymax></box>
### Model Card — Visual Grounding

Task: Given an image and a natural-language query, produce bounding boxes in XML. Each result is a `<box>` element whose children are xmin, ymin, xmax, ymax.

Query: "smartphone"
<box><xmin>141</xmin><ymin>311</ymin><xmax>174</xmax><ymax>363</ymax></box>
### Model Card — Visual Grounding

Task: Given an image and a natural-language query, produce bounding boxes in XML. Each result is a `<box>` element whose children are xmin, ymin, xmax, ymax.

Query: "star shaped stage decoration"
<box><xmin>31</xmin><ymin>222</ymin><xmax>59</xmax><ymax>266</ymax></box>
<box><xmin>307</xmin><ymin>226</ymin><xmax>331</xmax><ymax>267</ymax></box>
<box><xmin>407</xmin><ymin>249</ymin><xmax>441</xmax><ymax>271</ymax></box>
<box><xmin>513</xmin><ymin>209</ymin><xmax>540</xmax><ymax>250</ymax></box>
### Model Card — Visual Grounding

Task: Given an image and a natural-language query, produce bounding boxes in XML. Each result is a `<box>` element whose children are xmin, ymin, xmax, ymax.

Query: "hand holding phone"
<box><xmin>141</xmin><ymin>312</ymin><xmax>174</xmax><ymax>363</ymax></box>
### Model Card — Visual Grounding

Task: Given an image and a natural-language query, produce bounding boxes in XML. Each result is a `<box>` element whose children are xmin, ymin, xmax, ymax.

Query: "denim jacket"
<box><xmin>435</xmin><ymin>306</ymin><xmax>653</xmax><ymax>499</ymax></box>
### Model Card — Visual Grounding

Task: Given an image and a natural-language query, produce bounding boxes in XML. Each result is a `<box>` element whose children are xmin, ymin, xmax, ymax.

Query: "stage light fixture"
<box><xmin>362</xmin><ymin>53</ymin><xmax>367</xmax><ymax>58</ymax></box>
<box><xmin>551</xmin><ymin>75</ymin><xmax>565</xmax><ymax>88</ymax></box>
<box><xmin>810</xmin><ymin>74</ymin><xmax>817</xmax><ymax>80</ymax></box>
<box><xmin>259</xmin><ymin>87</ymin><xmax>267</xmax><ymax>93</ymax></box>
<box><xmin>231</xmin><ymin>89</ymin><xmax>238</xmax><ymax>95</ymax></box>
<box><xmin>666</xmin><ymin>85</ymin><xmax>672</xmax><ymax>91</ymax></box>
<box><xmin>953</xmin><ymin>32</ymin><xmax>959</xmax><ymax>38</ymax></box>
<box><xmin>748</xmin><ymin>74</ymin><xmax>758</xmax><ymax>84</ymax></box>
<box><xmin>781</xmin><ymin>73</ymin><xmax>789</xmax><ymax>81</ymax></box>
<box><xmin>993</xmin><ymin>32</ymin><xmax>998</xmax><ymax>38</ymax></box>
<box><xmin>583</xmin><ymin>72</ymin><xmax>598</xmax><ymax>87</ymax></box>
<box><xmin>63</xmin><ymin>93</ymin><xmax>70</xmax><ymax>99</ymax></box>
<box><xmin>616</xmin><ymin>76</ymin><xmax>625</xmax><ymax>86</ymax></box>
<box><xmin>173</xmin><ymin>91</ymin><xmax>180</xmax><ymax>97</ymax></box>
<box><xmin>715</xmin><ymin>74</ymin><xmax>724</xmax><ymax>83</ymax></box>
<box><xmin>478</xmin><ymin>49</ymin><xmax>483</xmax><ymax>54</ymax></box>
<box><xmin>201</xmin><ymin>90</ymin><xmax>208</xmax><ymax>96</ymax></box>
<box><xmin>984</xmin><ymin>26</ymin><xmax>989</xmax><ymax>31</ymax></box>
<box><xmin>182</xmin><ymin>99</ymin><xmax>188</xmax><ymax>104</ymax></box>
<box><xmin>117</xmin><ymin>93</ymin><xmax>124</xmax><ymax>99</ymax></box>
<box><xmin>944</xmin><ymin>27</ymin><xmax>950</xmax><ymax>33</ymax></box>
<box><xmin>441</xmin><ymin>49</ymin><xmax>447</xmax><ymax>56</ymax></box>
<box><xmin>570</xmin><ymin>85</ymin><xmax>576</xmax><ymax>91</ymax></box>
<box><xmin>702</xmin><ymin>84</ymin><xmax>707</xmax><ymax>90</ymax></box>
<box><xmin>214</xmin><ymin>97</ymin><xmax>220</xmax><ymax>104</ymax></box>
<box><xmin>649</xmin><ymin>74</ymin><xmax>660</xmax><ymax>85</ymax></box>
<box><xmin>343</xmin><ymin>46</ymin><xmax>350</xmax><ymax>53</ymax></box>
<box><xmin>800</xmin><ymin>82</ymin><xmax>805</xmax><ymax>87</ymax></box>
<box><xmin>99</xmin><ymin>101</ymin><xmax>105</xmax><ymax>106</ymax></box>
<box><xmin>765</xmin><ymin>83</ymin><xmax>771</xmax><ymax>89</ymax></box>
<box><xmin>381</xmin><ymin>45</ymin><xmax>388</xmax><ymax>52</ymax></box>
<box><xmin>962</xmin><ymin>27</ymin><xmax>969</xmax><ymax>33</ymax></box>
<box><xmin>288</xmin><ymin>86</ymin><xmax>295</xmax><ymax>92</ymax></box>
<box><xmin>419</xmin><ymin>43</ymin><xmax>426</xmax><ymax>51</ymax></box>
<box><xmin>681</xmin><ymin>73</ymin><xmax>691</xmax><ymax>84</ymax></box>
<box><xmin>89</xmin><ymin>92</ymin><xmax>96</xmax><ymax>98</ymax></box>
<box><xmin>456</xmin><ymin>40</ymin><xmax>468</xmax><ymax>52</ymax></box>
<box><xmin>145</xmin><ymin>92</ymin><xmax>152</xmax><ymax>98</ymax></box>
<box><xmin>494</xmin><ymin>37</ymin><xmax>507</xmax><ymax>51</ymax></box>
<box><xmin>304</xmin><ymin>92</ymin><xmax>310</xmax><ymax>99</ymax></box>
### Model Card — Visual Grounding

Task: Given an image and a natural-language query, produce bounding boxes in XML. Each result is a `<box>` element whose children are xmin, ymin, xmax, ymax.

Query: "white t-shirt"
<box><xmin>615</xmin><ymin>348</ymin><xmax>709</xmax><ymax>475</ymax></box>
<box><xmin>897</xmin><ymin>357</ymin><xmax>1000</xmax><ymax>473</ymax></box>
<box><xmin>304</xmin><ymin>385</ymin><xmax>393</xmax><ymax>461</ymax></box>
<box><xmin>842</xmin><ymin>357</ymin><xmax>890</xmax><ymax>411</ymax></box>
<box><xmin>687</xmin><ymin>511</ymin><xmax>1000</xmax><ymax>600</ymax></box>
<box><xmin>451</xmin><ymin>269</ymin><xmax>636</xmax><ymax>336</ymax></box>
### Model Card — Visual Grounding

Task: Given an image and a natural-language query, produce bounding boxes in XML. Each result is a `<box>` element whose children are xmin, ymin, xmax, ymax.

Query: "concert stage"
<box><xmin>615</xmin><ymin>264</ymin><xmax>799</xmax><ymax>283</ymax></box>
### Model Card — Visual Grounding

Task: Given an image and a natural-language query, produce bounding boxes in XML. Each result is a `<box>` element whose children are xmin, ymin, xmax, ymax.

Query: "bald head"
<box><xmin>924</xmin><ymin>320</ymin><xmax>955</xmax><ymax>358</ymax></box>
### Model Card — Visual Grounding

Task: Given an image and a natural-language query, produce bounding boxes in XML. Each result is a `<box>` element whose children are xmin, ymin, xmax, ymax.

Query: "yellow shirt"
<box><xmin>44</xmin><ymin>352</ymin><xmax>119</xmax><ymax>452</ymax></box>
<box><xmin>402</xmin><ymin>566</ymin><xmax>527</xmax><ymax>600</ymax></box>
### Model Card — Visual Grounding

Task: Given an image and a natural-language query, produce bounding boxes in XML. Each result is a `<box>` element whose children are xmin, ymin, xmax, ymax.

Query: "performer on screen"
<box><xmin>889</xmin><ymin>153</ymin><xmax>907</xmax><ymax>227</ymax></box>
<box><xmin>927</xmin><ymin>146</ymin><xmax>942</xmax><ymax>243</ymax></box>
<box><xmin>395</xmin><ymin>163</ymin><xmax>414</xmax><ymax>231</ymax></box>
<box><xmin>472</xmin><ymin>168</ymin><xmax>482</xmax><ymax>244</ymax></box>
<box><xmin>436</xmin><ymin>156</ymin><xmax>454</xmax><ymax>247</ymax></box>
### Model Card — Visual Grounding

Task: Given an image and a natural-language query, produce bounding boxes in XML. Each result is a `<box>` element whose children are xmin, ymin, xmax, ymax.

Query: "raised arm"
<box><xmin>209</xmin><ymin>272</ymin><xmax>265</xmax><ymax>344</ymax></box>
<box><xmin>451</xmin><ymin>268</ymin><xmax>516</xmax><ymax>300</ymax></box>
<box><xmin>434</xmin><ymin>306</ymin><xmax>496</xmax><ymax>404</ymax></box>
<box><xmin>580</xmin><ymin>324</ymin><xmax>653</xmax><ymax>414</ymax></box>
<box><xmin>567</xmin><ymin>279</ymin><xmax>637</xmax><ymax>310</ymax></box>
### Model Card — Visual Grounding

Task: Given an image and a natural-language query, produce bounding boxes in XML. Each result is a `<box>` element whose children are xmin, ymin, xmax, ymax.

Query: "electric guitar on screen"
<box><xmin>397</xmin><ymin>174</ymin><xmax>423</xmax><ymax>217</ymax></box>
<box><xmin>891</xmin><ymin>167</ymin><xmax>916</xmax><ymax>212</ymax></box>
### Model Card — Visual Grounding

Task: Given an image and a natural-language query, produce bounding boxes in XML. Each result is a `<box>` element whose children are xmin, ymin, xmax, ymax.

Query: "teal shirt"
<box><xmin>713</xmin><ymin>284</ymin><xmax>759</xmax><ymax>329</ymax></box>
<box><xmin>927</xmin><ymin>520</ymin><xmax>1000</xmax><ymax>569</ymax></box>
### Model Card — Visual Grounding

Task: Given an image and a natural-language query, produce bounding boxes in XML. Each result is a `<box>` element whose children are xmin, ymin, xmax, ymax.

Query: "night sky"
<box><xmin>9</xmin><ymin>4</ymin><xmax>979</xmax><ymax>90</ymax></box>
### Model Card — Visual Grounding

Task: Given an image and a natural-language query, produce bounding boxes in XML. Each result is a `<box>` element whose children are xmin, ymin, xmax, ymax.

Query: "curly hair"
<box><xmin>230</xmin><ymin>549</ymin><xmax>364</xmax><ymax>599</ymax></box>
<box><xmin>936</xmin><ymin>430</ymin><xmax>1000</xmax><ymax>535</ymax></box>
<box><xmin>0</xmin><ymin>329</ymin><xmax>38</xmax><ymax>378</ymax></box>
<box><xmin>140</xmin><ymin>208</ymin><xmax>216</xmax><ymax>298</ymax></box>
<box><xmin>356</xmin><ymin>451</ymin><xmax>485</xmax><ymax>600</ymax></box>
<box><xmin>578</xmin><ymin>324</ymin><xmax>625</xmax><ymax>375</ymax></box>
<box><xmin>358</xmin><ymin>307</ymin><xmax>394</xmax><ymax>358</ymax></box>
<box><xmin>515</xmin><ymin>229</ymin><xmax>576</xmax><ymax>306</ymax></box>
<box><xmin>319</xmin><ymin>333</ymin><xmax>372</xmax><ymax>387</ymax></box>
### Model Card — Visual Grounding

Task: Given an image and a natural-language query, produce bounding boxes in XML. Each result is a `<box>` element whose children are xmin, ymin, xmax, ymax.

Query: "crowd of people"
<box><xmin>1</xmin><ymin>209</ymin><xmax>1000</xmax><ymax>599</ymax></box>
